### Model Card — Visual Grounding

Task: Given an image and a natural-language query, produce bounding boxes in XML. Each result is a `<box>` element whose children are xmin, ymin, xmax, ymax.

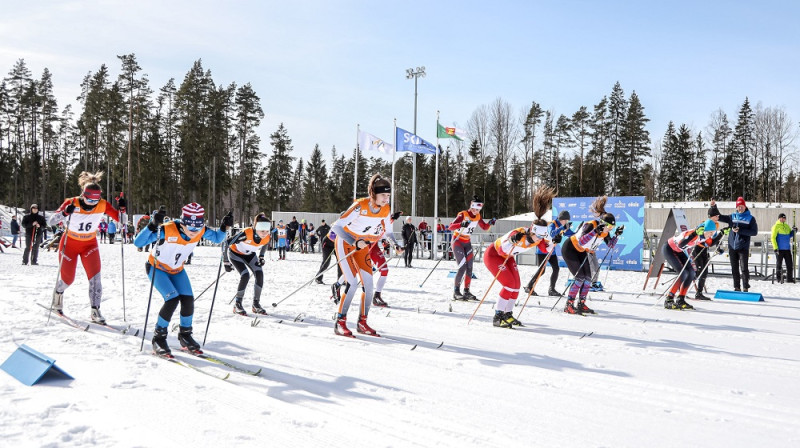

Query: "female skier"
<box><xmin>133</xmin><ymin>203</ymin><xmax>231</xmax><ymax>356</ymax></box>
<box><xmin>224</xmin><ymin>213</ymin><xmax>272</xmax><ymax>315</ymax></box>
<box><xmin>483</xmin><ymin>187</ymin><xmax>554</xmax><ymax>327</ymax></box>
<box><xmin>560</xmin><ymin>196</ymin><xmax>623</xmax><ymax>315</ymax></box>
<box><xmin>48</xmin><ymin>171</ymin><xmax>126</xmax><ymax>323</ymax></box>
<box><xmin>524</xmin><ymin>209</ymin><xmax>575</xmax><ymax>297</ymax></box>
<box><xmin>330</xmin><ymin>174</ymin><xmax>403</xmax><ymax>337</ymax></box>
<box><xmin>662</xmin><ymin>219</ymin><xmax>724</xmax><ymax>310</ymax></box>
<box><xmin>448</xmin><ymin>195</ymin><xmax>496</xmax><ymax>301</ymax></box>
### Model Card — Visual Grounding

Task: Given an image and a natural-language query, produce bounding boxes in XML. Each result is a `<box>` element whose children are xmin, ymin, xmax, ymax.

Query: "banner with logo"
<box><xmin>551</xmin><ymin>196</ymin><xmax>645</xmax><ymax>272</ymax></box>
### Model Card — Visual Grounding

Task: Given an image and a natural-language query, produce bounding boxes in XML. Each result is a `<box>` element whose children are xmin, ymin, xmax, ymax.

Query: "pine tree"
<box><xmin>568</xmin><ymin>106</ymin><xmax>591</xmax><ymax>195</ymax></box>
<box><xmin>265</xmin><ymin>123</ymin><xmax>295</xmax><ymax>212</ymax></box>
<box><xmin>302</xmin><ymin>144</ymin><xmax>329</xmax><ymax>212</ymax></box>
<box><xmin>620</xmin><ymin>91</ymin><xmax>650</xmax><ymax>195</ymax></box>
<box><xmin>607</xmin><ymin>82</ymin><xmax>628</xmax><ymax>195</ymax></box>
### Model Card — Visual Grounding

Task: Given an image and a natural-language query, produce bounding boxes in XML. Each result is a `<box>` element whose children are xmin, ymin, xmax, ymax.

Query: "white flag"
<box><xmin>358</xmin><ymin>130</ymin><xmax>394</xmax><ymax>155</ymax></box>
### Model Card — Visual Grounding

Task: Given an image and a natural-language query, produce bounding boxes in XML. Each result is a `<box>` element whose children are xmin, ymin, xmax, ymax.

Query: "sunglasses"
<box><xmin>186</xmin><ymin>225</ymin><xmax>204</xmax><ymax>232</ymax></box>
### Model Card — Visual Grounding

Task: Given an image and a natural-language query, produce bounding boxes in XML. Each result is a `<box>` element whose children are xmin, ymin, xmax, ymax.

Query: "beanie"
<box><xmin>735</xmin><ymin>197</ymin><xmax>746</xmax><ymax>208</ymax></box>
<box><xmin>708</xmin><ymin>205</ymin><xmax>720</xmax><ymax>217</ymax></box>
<box><xmin>557</xmin><ymin>210</ymin><xmax>570</xmax><ymax>221</ymax></box>
<box><xmin>182</xmin><ymin>202</ymin><xmax>205</xmax><ymax>228</ymax></box>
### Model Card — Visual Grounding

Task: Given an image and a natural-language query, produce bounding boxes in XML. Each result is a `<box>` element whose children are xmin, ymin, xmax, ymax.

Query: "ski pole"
<box><xmin>47</xmin><ymin>216</ymin><xmax>70</xmax><ymax>325</ymax></box>
<box><xmin>468</xmin><ymin>241</ymin><xmax>519</xmax><ymax>325</ymax></box>
<box><xmin>140</xmin><ymin>262</ymin><xmax>157</xmax><ymax>352</ymax></box>
<box><xmin>203</xmin><ymin>211</ymin><xmax>232</xmax><ymax>346</ymax></box>
<box><xmin>272</xmin><ymin>246</ymin><xmax>359</xmax><ymax>308</ymax></box>
<box><xmin>603</xmin><ymin>248</ymin><xmax>618</xmax><ymax>286</ymax></box>
<box><xmin>419</xmin><ymin>238</ymin><xmax>452</xmax><ymax>288</ymax></box>
<box><xmin>652</xmin><ymin>251</ymin><xmax>696</xmax><ymax>306</ymax></box>
<box><xmin>120</xmin><ymin>211</ymin><xmax>127</xmax><ymax>322</ymax></box>
<box><xmin>516</xmin><ymin>247</ymin><xmax>555</xmax><ymax>320</ymax></box>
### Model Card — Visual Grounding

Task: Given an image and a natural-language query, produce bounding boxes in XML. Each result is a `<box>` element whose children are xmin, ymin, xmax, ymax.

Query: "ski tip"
<box><xmin>222</xmin><ymin>373</ymin><xmax>231</xmax><ymax>380</ymax></box>
<box><xmin>410</xmin><ymin>344</ymin><xmax>418</xmax><ymax>350</ymax></box>
<box><xmin>133</xmin><ymin>329</ymin><xmax>140</xmax><ymax>336</ymax></box>
<box><xmin>436</xmin><ymin>342</ymin><xmax>444</xmax><ymax>349</ymax></box>
<box><xmin>253</xmin><ymin>368</ymin><xmax>263</xmax><ymax>376</ymax></box>
<box><xmin>83</xmin><ymin>325</ymin><xmax>90</xmax><ymax>331</ymax></box>
<box><xmin>432</xmin><ymin>310</ymin><xmax>437</xmax><ymax>315</ymax></box>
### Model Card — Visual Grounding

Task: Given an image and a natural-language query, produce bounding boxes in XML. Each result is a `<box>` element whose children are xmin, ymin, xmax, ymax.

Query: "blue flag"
<box><xmin>396</xmin><ymin>127</ymin><xmax>438</xmax><ymax>154</ymax></box>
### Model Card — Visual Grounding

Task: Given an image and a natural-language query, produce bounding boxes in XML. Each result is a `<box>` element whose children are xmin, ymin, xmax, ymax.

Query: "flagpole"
<box><xmin>354</xmin><ymin>124</ymin><xmax>359</xmax><ymax>200</ymax></box>
<box><xmin>391</xmin><ymin>118</ymin><xmax>397</xmax><ymax>213</ymax></box>
<box><xmin>434</xmin><ymin>111</ymin><xmax>440</xmax><ymax>261</ymax></box>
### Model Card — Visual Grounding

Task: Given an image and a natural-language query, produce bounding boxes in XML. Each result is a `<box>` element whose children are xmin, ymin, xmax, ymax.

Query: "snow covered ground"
<box><xmin>1</xmin><ymin>242</ymin><xmax>799</xmax><ymax>447</ymax></box>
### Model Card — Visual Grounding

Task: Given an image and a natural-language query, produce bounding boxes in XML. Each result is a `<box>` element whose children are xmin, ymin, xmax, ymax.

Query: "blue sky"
<box><xmin>1</xmin><ymin>0</ymin><xmax>798</xmax><ymax>162</ymax></box>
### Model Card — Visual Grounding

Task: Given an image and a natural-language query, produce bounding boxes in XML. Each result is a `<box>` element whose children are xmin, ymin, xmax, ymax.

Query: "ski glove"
<box><xmin>615</xmin><ymin>225</ymin><xmax>625</xmax><ymax>236</ymax></box>
<box><xmin>391</xmin><ymin>211</ymin><xmax>402</xmax><ymax>221</ymax></box>
<box><xmin>793</xmin><ymin>226</ymin><xmax>798</xmax><ymax>233</ymax></box>
<box><xmin>512</xmin><ymin>231</ymin><xmax>526</xmax><ymax>243</ymax></box>
<box><xmin>722</xmin><ymin>227</ymin><xmax>731</xmax><ymax>235</ymax></box>
<box><xmin>775</xmin><ymin>250</ymin><xmax>780</xmax><ymax>257</ymax></box>
<box><xmin>257</xmin><ymin>256</ymin><xmax>265</xmax><ymax>266</ymax></box>
<box><xmin>224</xmin><ymin>262</ymin><xmax>234</xmax><ymax>272</ymax></box>
<box><xmin>489</xmin><ymin>218</ymin><xmax>497</xmax><ymax>225</ymax></box>
<box><xmin>716</xmin><ymin>246</ymin><xmax>725</xmax><ymax>255</ymax></box>
<box><xmin>63</xmin><ymin>204</ymin><xmax>76</xmax><ymax>216</ymax></box>
<box><xmin>220</xmin><ymin>211</ymin><xmax>234</xmax><ymax>232</ymax></box>
<box><xmin>355</xmin><ymin>239</ymin><xmax>370</xmax><ymax>250</ymax></box>
<box><xmin>394</xmin><ymin>244</ymin><xmax>405</xmax><ymax>253</ymax></box>
<box><xmin>148</xmin><ymin>207</ymin><xmax>167</xmax><ymax>232</ymax></box>
<box><xmin>460</xmin><ymin>220</ymin><xmax>471</xmax><ymax>228</ymax></box>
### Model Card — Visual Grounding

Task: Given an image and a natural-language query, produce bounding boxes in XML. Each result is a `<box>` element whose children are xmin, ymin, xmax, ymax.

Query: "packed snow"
<box><xmin>1</xmin><ymin>238</ymin><xmax>799</xmax><ymax>447</ymax></box>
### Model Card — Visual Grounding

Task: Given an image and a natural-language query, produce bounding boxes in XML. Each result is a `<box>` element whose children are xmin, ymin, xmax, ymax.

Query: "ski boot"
<box><xmin>694</xmin><ymin>292</ymin><xmax>711</xmax><ymax>301</ymax></box>
<box><xmin>357</xmin><ymin>315</ymin><xmax>379</xmax><ymax>336</ymax></box>
<box><xmin>453</xmin><ymin>288</ymin><xmax>465</xmax><ymax>301</ymax></box>
<box><xmin>178</xmin><ymin>326</ymin><xmax>203</xmax><ymax>354</ymax></box>
<box><xmin>493</xmin><ymin>311</ymin><xmax>511</xmax><ymax>328</ymax></box>
<box><xmin>523</xmin><ymin>284</ymin><xmax>538</xmax><ymax>296</ymax></box>
<box><xmin>233</xmin><ymin>299</ymin><xmax>247</xmax><ymax>316</ymax></box>
<box><xmin>372</xmin><ymin>291</ymin><xmax>388</xmax><ymax>307</ymax></box>
<box><xmin>331</xmin><ymin>283</ymin><xmax>342</xmax><ymax>304</ymax></box>
<box><xmin>564</xmin><ymin>298</ymin><xmax>581</xmax><ymax>315</ymax></box>
<box><xmin>664</xmin><ymin>293</ymin><xmax>676</xmax><ymax>309</ymax></box>
<box><xmin>462</xmin><ymin>288</ymin><xmax>477</xmax><ymax>301</ymax></box>
<box><xmin>334</xmin><ymin>315</ymin><xmax>353</xmax><ymax>337</ymax></box>
<box><xmin>578</xmin><ymin>299</ymin><xmax>595</xmax><ymax>315</ymax></box>
<box><xmin>152</xmin><ymin>327</ymin><xmax>172</xmax><ymax>357</ymax></box>
<box><xmin>315</xmin><ymin>277</ymin><xmax>324</xmax><ymax>285</ymax></box>
<box><xmin>673</xmin><ymin>296</ymin><xmax>694</xmax><ymax>310</ymax></box>
<box><xmin>503</xmin><ymin>311</ymin><xmax>523</xmax><ymax>327</ymax></box>
<box><xmin>252</xmin><ymin>300</ymin><xmax>268</xmax><ymax>315</ymax></box>
<box><xmin>51</xmin><ymin>291</ymin><xmax>64</xmax><ymax>313</ymax></box>
<box><xmin>90</xmin><ymin>306</ymin><xmax>106</xmax><ymax>324</ymax></box>
<box><xmin>548</xmin><ymin>287</ymin><xmax>562</xmax><ymax>297</ymax></box>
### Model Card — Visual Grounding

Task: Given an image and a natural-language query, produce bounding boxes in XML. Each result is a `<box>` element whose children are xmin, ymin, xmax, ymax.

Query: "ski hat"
<box><xmin>708</xmin><ymin>205</ymin><xmax>720</xmax><ymax>217</ymax></box>
<box><xmin>698</xmin><ymin>219</ymin><xmax>717</xmax><ymax>235</ymax></box>
<box><xmin>600</xmin><ymin>213</ymin><xmax>616</xmax><ymax>227</ymax></box>
<box><xmin>736</xmin><ymin>197</ymin><xmax>746</xmax><ymax>208</ymax></box>
<box><xmin>181</xmin><ymin>202</ymin><xmax>205</xmax><ymax>229</ymax></box>
<box><xmin>557</xmin><ymin>210</ymin><xmax>570</xmax><ymax>221</ymax></box>
<box><xmin>470</xmin><ymin>195</ymin><xmax>483</xmax><ymax>211</ymax></box>
<box><xmin>778</xmin><ymin>213</ymin><xmax>787</xmax><ymax>219</ymax></box>
<box><xmin>30</xmin><ymin>204</ymin><xmax>38</xmax><ymax>210</ymax></box>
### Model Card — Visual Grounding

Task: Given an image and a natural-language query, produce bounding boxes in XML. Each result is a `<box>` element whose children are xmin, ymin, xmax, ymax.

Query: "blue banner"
<box><xmin>552</xmin><ymin>196</ymin><xmax>645</xmax><ymax>271</ymax></box>
<box><xmin>396</xmin><ymin>127</ymin><xmax>437</xmax><ymax>154</ymax></box>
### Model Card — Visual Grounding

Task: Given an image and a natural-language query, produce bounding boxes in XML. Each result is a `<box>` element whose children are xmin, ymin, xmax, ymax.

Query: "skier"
<box><xmin>275</xmin><ymin>220</ymin><xmax>288</xmax><ymax>260</ymax></box>
<box><xmin>560</xmin><ymin>196</ymin><xmax>623</xmax><ymax>315</ymax></box>
<box><xmin>47</xmin><ymin>172</ymin><xmax>126</xmax><ymax>323</ymax></box>
<box><xmin>133</xmin><ymin>203</ymin><xmax>231</xmax><ymax>356</ymax></box>
<box><xmin>366</xmin><ymin>210</ymin><xmax>403</xmax><ymax>307</ymax></box>
<box><xmin>330</xmin><ymin>173</ymin><xmax>403</xmax><ymax>337</ymax></box>
<box><xmin>662</xmin><ymin>219</ymin><xmax>724</xmax><ymax>310</ymax></box>
<box><xmin>693</xmin><ymin>205</ymin><xmax>722</xmax><ymax>300</ymax></box>
<box><xmin>524</xmin><ymin>209</ymin><xmax>575</xmax><ymax>297</ymax></box>
<box><xmin>484</xmin><ymin>187</ymin><xmax>554</xmax><ymax>327</ymax></box>
<box><xmin>224</xmin><ymin>213</ymin><xmax>272</xmax><ymax>315</ymax></box>
<box><xmin>448</xmin><ymin>195</ymin><xmax>496</xmax><ymax>301</ymax></box>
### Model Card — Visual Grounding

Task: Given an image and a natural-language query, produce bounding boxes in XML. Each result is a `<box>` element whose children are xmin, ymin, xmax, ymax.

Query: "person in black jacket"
<box><xmin>402</xmin><ymin>217</ymin><xmax>418</xmax><ymax>267</ymax></box>
<box><xmin>287</xmin><ymin>216</ymin><xmax>299</xmax><ymax>252</ymax></box>
<box><xmin>10</xmin><ymin>215</ymin><xmax>21</xmax><ymax>248</ymax></box>
<box><xmin>22</xmin><ymin>204</ymin><xmax>47</xmax><ymax>265</ymax></box>
<box><xmin>314</xmin><ymin>219</ymin><xmax>338</xmax><ymax>284</ymax></box>
<box><xmin>712</xmin><ymin>197</ymin><xmax>758</xmax><ymax>292</ymax></box>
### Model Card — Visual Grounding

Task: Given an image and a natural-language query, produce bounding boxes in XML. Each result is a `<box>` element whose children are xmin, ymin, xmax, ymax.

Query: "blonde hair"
<box><xmin>78</xmin><ymin>171</ymin><xmax>104</xmax><ymax>190</ymax></box>
<box><xmin>590</xmin><ymin>196</ymin><xmax>608</xmax><ymax>216</ymax></box>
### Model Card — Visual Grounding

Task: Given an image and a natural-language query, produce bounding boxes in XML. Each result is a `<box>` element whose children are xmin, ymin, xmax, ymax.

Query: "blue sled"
<box><xmin>714</xmin><ymin>290</ymin><xmax>764</xmax><ymax>302</ymax></box>
<box><xmin>447</xmin><ymin>271</ymin><xmax>478</xmax><ymax>279</ymax></box>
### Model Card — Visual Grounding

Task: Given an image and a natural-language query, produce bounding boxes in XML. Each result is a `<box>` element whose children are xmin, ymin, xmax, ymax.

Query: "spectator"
<box><xmin>308</xmin><ymin>223</ymin><xmax>317</xmax><ymax>253</ymax></box>
<box><xmin>714</xmin><ymin>197</ymin><xmax>758</xmax><ymax>292</ymax></box>
<box><xmin>314</xmin><ymin>219</ymin><xmax>339</xmax><ymax>284</ymax></box>
<box><xmin>402</xmin><ymin>216</ymin><xmax>417</xmax><ymax>268</ymax></box>
<box><xmin>10</xmin><ymin>215</ymin><xmax>20</xmax><ymax>248</ymax></box>
<box><xmin>771</xmin><ymin>212</ymin><xmax>796</xmax><ymax>284</ymax></box>
<box><xmin>418</xmin><ymin>218</ymin><xmax>430</xmax><ymax>258</ymax></box>
<box><xmin>287</xmin><ymin>216</ymin><xmax>299</xmax><ymax>251</ymax></box>
<box><xmin>22</xmin><ymin>204</ymin><xmax>47</xmax><ymax>265</ymax></box>
<box><xmin>98</xmin><ymin>219</ymin><xmax>108</xmax><ymax>243</ymax></box>
<box><xmin>299</xmin><ymin>219</ymin><xmax>308</xmax><ymax>253</ymax></box>
<box><xmin>108</xmin><ymin>220</ymin><xmax>117</xmax><ymax>244</ymax></box>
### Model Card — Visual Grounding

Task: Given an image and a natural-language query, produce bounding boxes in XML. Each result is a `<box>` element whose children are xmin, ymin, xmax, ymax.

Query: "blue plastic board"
<box><xmin>0</xmin><ymin>344</ymin><xmax>74</xmax><ymax>386</ymax></box>
<box><xmin>714</xmin><ymin>290</ymin><xmax>764</xmax><ymax>302</ymax></box>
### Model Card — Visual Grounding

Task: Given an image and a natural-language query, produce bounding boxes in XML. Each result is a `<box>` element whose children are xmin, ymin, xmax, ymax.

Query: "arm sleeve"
<box><xmin>448</xmin><ymin>214</ymin><xmax>464</xmax><ymax>231</ymax></box>
<box><xmin>478</xmin><ymin>219</ymin><xmax>492</xmax><ymax>230</ymax></box>
<box><xmin>740</xmin><ymin>217</ymin><xmax>758</xmax><ymax>237</ymax></box>
<box><xmin>104</xmin><ymin>200</ymin><xmax>121</xmax><ymax>222</ymax></box>
<box><xmin>331</xmin><ymin>222</ymin><xmax>355</xmax><ymax>245</ymax></box>
<box><xmin>202</xmin><ymin>227</ymin><xmax>227</xmax><ymax>244</ymax></box>
<box><xmin>771</xmin><ymin>224</ymin><xmax>779</xmax><ymax>249</ymax></box>
<box><xmin>718</xmin><ymin>214</ymin><xmax>732</xmax><ymax>225</ymax></box>
<box><xmin>383</xmin><ymin>217</ymin><xmax>399</xmax><ymax>246</ymax></box>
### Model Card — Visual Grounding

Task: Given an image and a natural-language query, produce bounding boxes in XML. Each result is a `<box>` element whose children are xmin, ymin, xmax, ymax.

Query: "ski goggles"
<box><xmin>185</xmin><ymin>225</ymin><xmax>204</xmax><ymax>232</ymax></box>
<box><xmin>599</xmin><ymin>219</ymin><xmax>615</xmax><ymax>229</ymax></box>
<box><xmin>83</xmin><ymin>189</ymin><xmax>101</xmax><ymax>205</ymax></box>
<box><xmin>470</xmin><ymin>201</ymin><xmax>484</xmax><ymax>211</ymax></box>
<box><xmin>530</xmin><ymin>224</ymin><xmax>548</xmax><ymax>239</ymax></box>
<box><xmin>255</xmin><ymin>221</ymin><xmax>272</xmax><ymax>231</ymax></box>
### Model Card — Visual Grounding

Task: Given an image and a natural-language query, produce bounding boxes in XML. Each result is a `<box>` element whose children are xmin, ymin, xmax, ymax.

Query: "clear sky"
<box><xmin>1</xmin><ymin>0</ymin><xmax>798</xmax><ymax>162</ymax></box>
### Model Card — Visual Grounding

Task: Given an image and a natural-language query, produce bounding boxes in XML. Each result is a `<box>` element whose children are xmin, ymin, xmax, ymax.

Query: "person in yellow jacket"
<box><xmin>771</xmin><ymin>213</ymin><xmax>797</xmax><ymax>283</ymax></box>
